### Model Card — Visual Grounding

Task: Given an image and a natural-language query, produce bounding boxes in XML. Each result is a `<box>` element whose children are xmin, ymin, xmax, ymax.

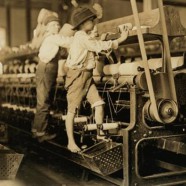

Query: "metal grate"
<box><xmin>81</xmin><ymin>141</ymin><xmax>123</xmax><ymax>176</ymax></box>
<box><xmin>0</xmin><ymin>144</ymin><xmax>23</xmax><ymax>179</ymax></box>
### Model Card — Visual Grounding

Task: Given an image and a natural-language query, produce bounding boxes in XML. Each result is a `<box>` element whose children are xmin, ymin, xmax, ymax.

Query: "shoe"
<box><xmin>31</xmin><ymin>130</ymin><xmax>45</xmax><ymax>139</ymax></box>
<box><xmin>38</xmin><ymin>133</ymin><xmax>56</xmax><ymax>143</ymax></box>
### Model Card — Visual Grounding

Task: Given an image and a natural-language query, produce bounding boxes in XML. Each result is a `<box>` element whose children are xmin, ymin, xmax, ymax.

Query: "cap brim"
<box><xmin>72</xmin><ymin>14</ymin><xmax>97</xmax><ymax>30</ymax></box>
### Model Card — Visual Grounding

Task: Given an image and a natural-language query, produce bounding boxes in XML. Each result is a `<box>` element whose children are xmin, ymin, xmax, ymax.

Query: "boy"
<box><xmin>32</xmin><ymin>13</ymin><xmax>73</xmax><ymax>142</ymax></box>
<box><xmin>65</xmin><ymin>7</ymin><xmax>130</xmax><ymax>152</ymax></box>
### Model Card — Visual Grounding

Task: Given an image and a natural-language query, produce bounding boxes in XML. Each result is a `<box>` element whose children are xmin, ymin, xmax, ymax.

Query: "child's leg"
<box><xmin>32</xmin><ymin>62</ymin><xmax>57</xmax><ymax>137</ymax></box>
<box><xmin>95</xmin><ymin>105</ymin><xmax>106</xmax><ymax>138</ymax></box>
<box><xmin>95</xmin><ymin>105</ymin><xmax>104</xmax><ymax>124</ymax></box>
<box><xmin>86</xmin><ymin>83</ymin><xmax>105</xmax><ymax>138</ymax></box>
<box><xmin>65</xmin><ymin>111</ymin><xmax>81</xmax><ymax>152</ymax></box>
<box><xmin>65</xmin><ymin>69</ymin><xmax>89</xmax><ymax>152</ymax></box>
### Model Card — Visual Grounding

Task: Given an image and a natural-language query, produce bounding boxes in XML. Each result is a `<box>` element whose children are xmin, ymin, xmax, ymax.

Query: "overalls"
<box><xmin>32</xmin><ymin>53</ymin><xmax>59</xmax><ymax>134</ymax></box>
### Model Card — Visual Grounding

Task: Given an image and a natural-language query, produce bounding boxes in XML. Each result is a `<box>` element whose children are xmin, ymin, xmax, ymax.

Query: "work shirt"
<box><xmin>39</xmin><ymin>34</ymin><xmax>73</xmax><ymax>63</ymax></box>
<box><xmin>66</xmin><ymin>30</ymin><xmax>119</xmax><ymax>70</ymax></box>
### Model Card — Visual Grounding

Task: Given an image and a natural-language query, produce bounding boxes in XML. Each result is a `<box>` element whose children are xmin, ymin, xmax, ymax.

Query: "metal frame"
<box><xmin>122</xmin><ymin>86</ymin><xmax>186</xmax><ymax>186</ymax></box>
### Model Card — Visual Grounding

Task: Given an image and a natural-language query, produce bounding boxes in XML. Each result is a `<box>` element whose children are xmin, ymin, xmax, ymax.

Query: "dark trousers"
<box><xmin>32</xmin><ymin>61</ymin><xmax>58</xmax><ymax>133</ymax></box>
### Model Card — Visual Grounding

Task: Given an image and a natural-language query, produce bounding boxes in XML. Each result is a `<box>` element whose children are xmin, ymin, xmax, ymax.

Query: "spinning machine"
<box><xmin>0</xmin><ymin>0</ymin><xmax>186</xmax><ymax>185</ymax></box>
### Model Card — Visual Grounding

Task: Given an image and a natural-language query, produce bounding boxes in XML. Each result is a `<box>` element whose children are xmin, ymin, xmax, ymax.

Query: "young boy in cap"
<box><xmin>65</xmin><ymin>7</ymin><xmax>131</xmax><ymax>152</ymax></box>
<box><xmin>32</xmin><ymin>12</ymin><xmax>73</xmax><ymax>142</ymax></box>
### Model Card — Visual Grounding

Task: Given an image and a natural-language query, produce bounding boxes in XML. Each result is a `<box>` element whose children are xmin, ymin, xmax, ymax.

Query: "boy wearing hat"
<box><xmin>65</xmin><ymin>7</ymin><xmax>131</xmax><ymax>152</ymax></box>
<box><xmin>32</xmin><ymin>13</ymin><xmax>73</xmax><ymax>142</ymax></box>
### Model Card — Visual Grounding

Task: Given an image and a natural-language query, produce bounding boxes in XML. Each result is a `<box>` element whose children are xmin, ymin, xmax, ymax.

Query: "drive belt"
<box><xmin>157</xmin><ymin>0</ymin><xmax>177</xmax><ymax>103</ymax></box>
<box><xmin>130</xmin><ymin>0</ymin><xmax>162</xmax><ymax>123</ymax></box>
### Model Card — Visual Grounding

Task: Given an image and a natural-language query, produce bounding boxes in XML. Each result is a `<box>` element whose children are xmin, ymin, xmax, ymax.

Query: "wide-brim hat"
<box><xmin>71</xmin><ymin>7</ymin><xmax>97</xmax><ymax>30</ymax></box>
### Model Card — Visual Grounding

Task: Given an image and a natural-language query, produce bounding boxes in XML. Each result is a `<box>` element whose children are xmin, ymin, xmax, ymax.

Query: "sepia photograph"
<box><xmin>0</xmin><ymin>0</ymin><xmax>186</xmax><ymax>185</ymax></box>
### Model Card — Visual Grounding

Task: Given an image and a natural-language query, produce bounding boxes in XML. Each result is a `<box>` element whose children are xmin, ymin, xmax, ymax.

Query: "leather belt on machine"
<box><xmin>130</xmin><ymin>0</ymin><xmax>178</xmax><ymax>124</ymax></box>
<box><xmin>157</xmin><ymin>0</ymin><xmax>177</xmax><ymax>103</ymax></box>
<box><xmin>130</xmin><ymin>0</ymin><xmax>162</xmax><ymax>123</ymax></box>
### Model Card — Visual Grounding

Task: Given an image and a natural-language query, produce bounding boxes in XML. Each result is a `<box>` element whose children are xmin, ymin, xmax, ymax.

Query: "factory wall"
<box><xmin>101</xmin><ymin>0</ymin><xmax>143</xmax><ymax>21</ymax></box>
<box><xmin>0</xmin><ymin>7</ymin><xmax>6</xmax><ymax>28</ymax></box>
<box><xmin>0</xmin><ymin>1</ymin><xmax>186</xmax><ymax>47</ymax></box>
<box><xmin>11</xmin><ymin>8</ymin><xmax>27</xmax><ymax>46</ymax></box>
<box><xmin>0</xmin><ymin>6</ymin><xmax>46</xmax><ymax>46</ymax></box>
<box><xmin>0</xmin><ymin>7</ymin><xmax>6</xmax><ymax>48</ymax></box>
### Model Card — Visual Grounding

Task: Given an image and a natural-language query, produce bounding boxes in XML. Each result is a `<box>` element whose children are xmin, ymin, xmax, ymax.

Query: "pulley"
<box><xmin>144</xmin><ymin>99</ymin><xmax>178</xmax><ymax>124</ymax></box>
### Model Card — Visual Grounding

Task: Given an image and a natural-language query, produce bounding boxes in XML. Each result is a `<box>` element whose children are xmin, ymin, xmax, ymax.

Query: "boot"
<box><xmin>38</xmin><ymin>133</ymin><xmax>56</xmax><ymax>143</ymax></box>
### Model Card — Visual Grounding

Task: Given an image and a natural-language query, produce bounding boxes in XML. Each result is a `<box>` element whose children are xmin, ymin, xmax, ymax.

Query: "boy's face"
<box><xmin>46</xmin><ymin>21</ymin><xmax>60</xmax><ymax>34</ymax></box>
<box><xmin>82</xmin><ymin>18</ymin><xmax>95</xmax><ymax>32</ymax></box>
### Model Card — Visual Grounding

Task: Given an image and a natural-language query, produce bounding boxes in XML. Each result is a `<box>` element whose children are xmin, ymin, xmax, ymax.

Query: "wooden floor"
<box><xmin>0</xmin><ymin>150</ymin><xmax>116</xmax><ymax>186</ymax></box>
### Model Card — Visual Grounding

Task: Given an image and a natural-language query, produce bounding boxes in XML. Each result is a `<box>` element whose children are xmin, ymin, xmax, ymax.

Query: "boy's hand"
<box><xmin>100</xmin><ymin>33</ymin><xmax>108</xmax><ymax>41</ymax></box>
<box><xmin>117</xmin><ymin>23</ymin><xmax>132</xmax><ymax>44</ymax></box>
<box><xmin>118</xmin><ymin>23</ymin><xmax>132</xmax><ymax>33</ymax></box>
<box><xmin>120</xmin><ymin>29</ymin><xmax>129</xmax><ymax>41</ymax></box>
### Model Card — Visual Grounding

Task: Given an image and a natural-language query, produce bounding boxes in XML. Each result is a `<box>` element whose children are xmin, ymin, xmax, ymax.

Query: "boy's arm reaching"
<box><xmin>50</xmin><ymin>34</ymin><xmax>73</xmax><ymax>48</ymax></box>
<box><xmin>81</xmin><ymin>28</ymin><xmax>129</xmax><ymax>54</ymax></box>
<box><xmin>81</xmin><ymin>35</ymin><xmax>118</xmax><ymax>53</ymax></box>
<box><xmin>38</xmin><ymin>35</ymin><xmax>73</xmax><ymax>63</ymax></box>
